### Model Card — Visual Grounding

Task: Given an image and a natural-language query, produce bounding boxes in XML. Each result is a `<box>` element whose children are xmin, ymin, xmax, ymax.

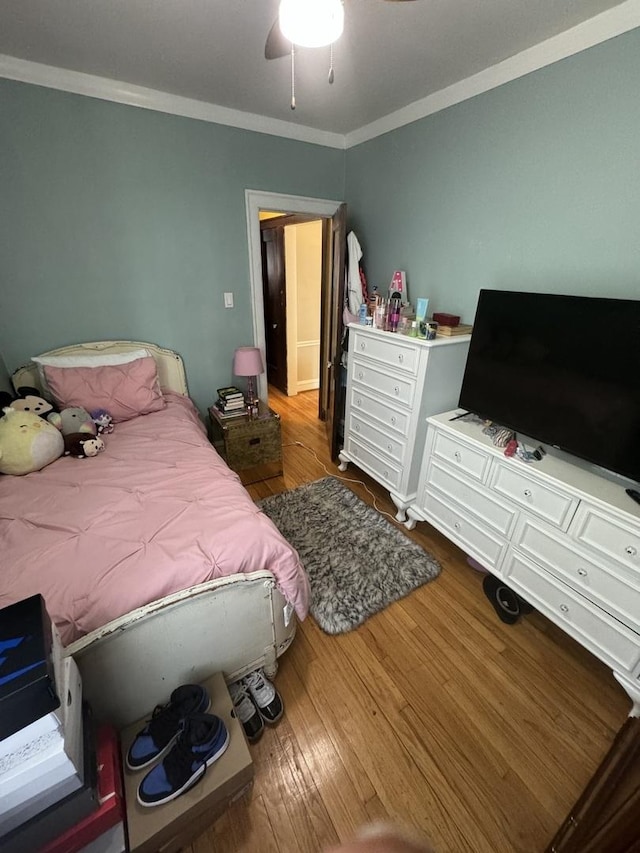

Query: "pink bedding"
<box><xmin>0</xmin><ymin>392</ymin><xmax>309</xmax><ymax>645</ymax></box>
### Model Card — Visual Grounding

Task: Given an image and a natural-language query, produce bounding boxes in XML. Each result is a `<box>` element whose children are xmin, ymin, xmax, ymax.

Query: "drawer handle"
<box><xmin>398</xmin><ymin>354</ymin><xmax>404</xmax><ymax>363</ymax></box>
<box><xmin>358</xmin><ymin>371</ymin><xmax>364</xmax><ymax>380</ymax></box>
<box><xmin>577</xmin><ymin>568</ymin><xmax>588</xmax><ymax>577</ymax></box>
<box><xmin>355</xmin><ymin>424</ymin><xmax>360</xmax><ymax>432</ymax></box>
<box><xmin>249</xmin><ymin>437</ymin><xmax>261</xmax><ymax>446</ymax></box>
<box><xmin>625</xmin><ymin>546</ymin><xmax>637</xmax><ymax>556</ymax></box>
<box><xmin>523</xmin><ymin>489</ymin><xmax>532</xmax><ymax>498</ymax></box>
<box><xmin>560</xmin><ymin>604</ymin><xmax>569</xmax><ymax>613</ymax></box>
<box><xmin>360</xmin><ymin>342</ymin><xmax>366</xmax><ymax>350</ymax></box>
<box><xmin>454</xmin><ymin>521</ymin><xmax>461</xmax><ymax>530</ymax></box>
<box><xmin>390</xmin><ymin>416</ymin><xmax>397</xmax><ymax>425</ymax></box>
<box><xmin>454</xmin><ymin>451</ymin><xmax>461</xmax><ymax>462</ymax></box>
<box><xmin>394</xmin><ymin>386</ymin><xmax>400</xmax><ymax>395</ymax></box>
<box><xmin>387</xmin><ymin>443</ymin><xmax>393</xmax><ymax>452</ymax></box>
<box><xmin>383</xmin><ymin>470</ymin><xmax>389</xmax><ymax>478</ymax></box>
<box><xmin>356</xmin><ymin>397</ymin><xmax>362</xmax><ymax>406</ymax></box>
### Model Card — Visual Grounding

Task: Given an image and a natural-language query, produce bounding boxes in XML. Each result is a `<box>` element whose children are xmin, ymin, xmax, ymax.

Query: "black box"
<box><xmin>0</xmin><ymin>594</ymin><xmax>60</xmax><ymax>740</ymax></box>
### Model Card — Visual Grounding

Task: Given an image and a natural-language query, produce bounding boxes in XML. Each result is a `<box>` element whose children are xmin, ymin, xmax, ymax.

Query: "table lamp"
<box><xmin>233</xmin><ymin>346</ymin><xmax>264</xmax><ymax>413</ymax></box>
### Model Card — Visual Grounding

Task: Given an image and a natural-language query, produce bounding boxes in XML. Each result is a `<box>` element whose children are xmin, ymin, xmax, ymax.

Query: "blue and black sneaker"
<box><xmin>137</xmin><ymin>713</ymin><xmax>230</xmax><ymax>807</ymax></box>
<box><xmin>126</xmin><ymin>684</ymin><xmax>210</xmax><ymax>771</ymax></box>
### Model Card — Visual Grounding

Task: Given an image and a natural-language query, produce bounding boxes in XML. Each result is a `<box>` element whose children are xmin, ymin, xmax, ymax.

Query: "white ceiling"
<box><xmin>0</xmin><ymin>0</ymin><xmax>637</xmax><ymax>144</ymax></box>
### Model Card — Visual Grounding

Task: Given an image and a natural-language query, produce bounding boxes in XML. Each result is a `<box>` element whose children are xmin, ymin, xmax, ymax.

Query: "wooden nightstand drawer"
<box><xmin>208</xmin><ymin>404</ymin><xmax>282</xmax><ymax>485</ymax></box>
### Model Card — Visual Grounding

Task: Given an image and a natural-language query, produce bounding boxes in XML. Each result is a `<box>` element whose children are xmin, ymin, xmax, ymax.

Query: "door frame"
<box><xmin>245</xmin><ymin>189</ymin><xmax>343</xmax><ymax>403</ymax></box>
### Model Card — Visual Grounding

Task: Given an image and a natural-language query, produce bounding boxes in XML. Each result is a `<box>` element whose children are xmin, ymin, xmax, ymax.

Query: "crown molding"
<box><xmin>0</xmin><ymin>54</ymin><xmax>346</xmax><ymax>150</ymax></box>
<box><xmin>1</xmin><ymin>0</ymin><xmax>638</xmax><ymax>151</ymax></box>
<box><xmin>345</xmin><ymin>0</ymin><xmax>640</xmax><ymax>148</ymax></box>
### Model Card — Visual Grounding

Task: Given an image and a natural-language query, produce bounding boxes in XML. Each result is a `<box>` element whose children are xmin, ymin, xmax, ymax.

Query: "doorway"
<box><xmin>245</xmin><ymin>190</ymin><xmax>346</xmax><ymax>460</ymax></box>
<box><xmin>260</xmin><ymin>213</ymin><xmax>324</xmax><ymax>397</ymax></box>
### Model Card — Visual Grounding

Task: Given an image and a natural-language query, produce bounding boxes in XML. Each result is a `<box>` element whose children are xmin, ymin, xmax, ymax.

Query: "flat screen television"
<box><xmin>458</xmin><ymin>290</ymin><xmax>640</xmax><ymax>484</ymax></box>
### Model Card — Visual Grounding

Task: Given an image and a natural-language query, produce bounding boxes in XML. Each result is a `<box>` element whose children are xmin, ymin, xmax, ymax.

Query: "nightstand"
<box><xmin>208</xmin><ymin>402</ymin><xmax>283</xmax><ymax>485</ymax></box>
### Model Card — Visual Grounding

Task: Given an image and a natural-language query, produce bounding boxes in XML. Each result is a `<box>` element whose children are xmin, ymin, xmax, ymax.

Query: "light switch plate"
<box><xmin>224</xmin><ymin>292</ymin><xmax>234</xmax><ymax>309</ymax></box>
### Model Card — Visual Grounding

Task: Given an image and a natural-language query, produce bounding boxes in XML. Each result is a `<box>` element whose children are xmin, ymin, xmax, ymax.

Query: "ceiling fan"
<box><xmin>265</xmin><ymin>0</ymin><xmax>417</xmax><ymax>61</ymax></box>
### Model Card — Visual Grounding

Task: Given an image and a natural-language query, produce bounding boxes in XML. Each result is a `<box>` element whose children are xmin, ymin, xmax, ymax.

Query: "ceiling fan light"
<box><xmin>279</xmin><ymin>0</ymin><xmax>344</xmax><ymax>49</ymax></box>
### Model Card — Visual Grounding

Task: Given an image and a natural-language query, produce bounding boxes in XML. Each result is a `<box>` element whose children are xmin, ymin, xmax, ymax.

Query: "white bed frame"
<box><xmin>12</xmin><ymin>341</ymin><xmax>297</xmax><ymax>727</ymax></box>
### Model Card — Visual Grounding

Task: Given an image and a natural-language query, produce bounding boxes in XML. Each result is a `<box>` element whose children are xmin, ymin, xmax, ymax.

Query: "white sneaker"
<box><xmin>243</xmin><ymin>669</ymin><xmax>284</xmax><ymax>724</ymax></box>
<box><xmin>228</xmin><ymin>680</ymin><xmax>264</xmax><ymax>743</ymax></box>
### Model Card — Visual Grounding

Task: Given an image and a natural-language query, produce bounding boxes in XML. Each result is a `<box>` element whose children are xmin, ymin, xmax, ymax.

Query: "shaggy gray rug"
<box><xmin>258</xmin><ymin>476</ymin><xmax>441</xmax><ymax>634</ymax></box>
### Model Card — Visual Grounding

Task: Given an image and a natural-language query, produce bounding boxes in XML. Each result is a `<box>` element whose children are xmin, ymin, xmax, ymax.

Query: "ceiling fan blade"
<box><xmin>265</xmin><ymin>18</ymin><xmax>291</xmax><ymax>60</ymax></box>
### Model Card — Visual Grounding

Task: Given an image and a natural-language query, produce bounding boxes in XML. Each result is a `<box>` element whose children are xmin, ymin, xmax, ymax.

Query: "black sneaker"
<box><xmin>126</xmin><ymin>684</ymin><xmax>210</xmax><ymax>771</ymax></box>
<box><xmin>137</xmin><ymin>713</ymin><xmax>229</xmax><ymax>807</ymax></box>
<box><xmin>482</xmin><ymin>575</ymin><xmax>524</xmax><ymax>624</ymax></box>
<box><xmin>228</xmin><ymin>679</ymin><xmax>265</xmax><ymax>744</ymax></box>
<box><xmin>243</xmin><ymin>669</ymin><xmax>284</xmax><ymax>725</ymax></box>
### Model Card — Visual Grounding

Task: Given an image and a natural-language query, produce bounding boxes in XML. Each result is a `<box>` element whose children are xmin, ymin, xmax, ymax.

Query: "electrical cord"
<box><xmin>282</xmin><ymin>440</ymin><xmax>402</xmax><ymax>525</ymax></box>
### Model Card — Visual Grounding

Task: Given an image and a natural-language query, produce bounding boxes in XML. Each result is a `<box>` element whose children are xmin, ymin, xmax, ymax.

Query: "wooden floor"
<box><xmin>187</xmin><ymin>388</ymin><xmax>630</xmax><ymax>853</ymax></box>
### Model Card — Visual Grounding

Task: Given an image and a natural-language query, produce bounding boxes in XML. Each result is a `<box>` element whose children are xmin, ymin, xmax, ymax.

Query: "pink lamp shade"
<box><xmin>232</xmin><ymin>346</ymin><xmax>265</xmax><ymax>377</ymax></box>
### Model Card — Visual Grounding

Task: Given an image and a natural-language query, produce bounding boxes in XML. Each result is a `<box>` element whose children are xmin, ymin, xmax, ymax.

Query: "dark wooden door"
<box><xmin>323</xmin><ymin>203</ymin><xmax>347</xmax><ymax>461</ymax></box>
<box><xmin>260</xmin><ymin>225</ymin><xmax>288</xmax><ymax>394</ymax></box>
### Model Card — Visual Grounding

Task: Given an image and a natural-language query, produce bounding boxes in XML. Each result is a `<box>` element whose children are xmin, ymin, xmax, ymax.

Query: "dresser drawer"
<box><xmin>352</xmin><ymin>331</ymin><xmax>419</xmax><ymax>375</ymax></box>
<box><xmin>344</xmin><ymin>436</ymin><xmax>402</xmax><ymax>490</ymax></box>
<box><xmin>572</xmin><ymin>505</ymin><xmax>640</xmax><ymax>576</ymax></box>
<box><xmin>503</xmin><ymin>550</ymin><xmax>640</xmax><ymax>674</ymax></box>
<box><xmin>351</xmin><ymin>358</ymin><xmax>416</xmax><ymax>408</ymax></box>
<box><xmin>430</xmin><ymin>430</ymin><xmax>492</xmax><ymax>483</ymax></box>
<box><xmin>425</xmin><ymin>459</ymin><xmax>518</xmax><ymax>538</ymax></box>
<box><xmin>490</xmin><ymin>463</ymin><xmax>578</xmax><ymax>530</ymax></box>
<box><xmin>349</xmin><ymin>387</ymin><xmax>409</xmax><ymax>437</ymax></box>
<box><xmin>348</xmin><ymin>412</ymin><xmax>408</xmax><ymax>466</ymax></box>
<box><xmin>422</xmin><ymin>491</ymin><xmax>507</xmax><ymax>570</ymax></box>
<box><xmin>514</xmin><ymin>516</ymin><xmax>640</xmax><ymax>632</ymax></box>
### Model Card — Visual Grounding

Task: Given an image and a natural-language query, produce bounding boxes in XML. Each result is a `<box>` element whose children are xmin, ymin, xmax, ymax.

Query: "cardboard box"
<box><xmin>121</xmin><ymin>672</ymin><xmax>253</xmax><ymax>853</ymax></box>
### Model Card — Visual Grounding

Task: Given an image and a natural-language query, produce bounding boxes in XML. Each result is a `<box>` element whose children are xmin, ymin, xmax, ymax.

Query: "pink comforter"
<box><xmin>0</xmin><ymin>393</ymin><xmax>309</xmax><ymax>645</ymax></box>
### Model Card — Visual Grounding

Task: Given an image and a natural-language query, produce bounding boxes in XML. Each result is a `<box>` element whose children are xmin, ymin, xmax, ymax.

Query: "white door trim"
<box><xmin>244</xmin><ymin>189</ymin><xmax>343</xmax><ymax>401</ymax></box>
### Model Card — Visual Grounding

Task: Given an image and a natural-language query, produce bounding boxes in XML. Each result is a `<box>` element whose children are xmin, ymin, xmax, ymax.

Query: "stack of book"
<box><xmin>214</xmin><ymin>386</ymin><xmax>248</xmax><ymax>418</ymax></box>
<box><xmin>0</xmin><ymin>595</ymin><xmax>125</xmax><ymax>853</ymax></box>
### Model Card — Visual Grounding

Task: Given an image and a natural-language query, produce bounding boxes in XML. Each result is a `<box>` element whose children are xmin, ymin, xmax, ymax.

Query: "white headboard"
<box><xmin>12</xmin><ymin>341</ymin><xmax>189</xmax><ymax>397</ymax></box>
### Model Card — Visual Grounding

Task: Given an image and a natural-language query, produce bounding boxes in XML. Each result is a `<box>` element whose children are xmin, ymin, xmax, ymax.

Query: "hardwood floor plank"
<box><xmin>276</xmin><ymin>659</ymin><xmax>374</xmax><ymax>839</ymax></box>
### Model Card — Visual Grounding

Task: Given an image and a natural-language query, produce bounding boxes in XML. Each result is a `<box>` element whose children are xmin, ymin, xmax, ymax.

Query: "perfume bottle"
<box><xmin>388</xmin><ymin>297</ymin><xmax>401</xmax><ymax>332</ymax></box>
<box><xmin>373</xmin><ymin>298</ymin><xmax>387</xmax><ymax>329</ymax></box>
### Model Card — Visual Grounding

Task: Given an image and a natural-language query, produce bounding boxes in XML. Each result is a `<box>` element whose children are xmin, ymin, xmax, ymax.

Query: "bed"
<box><xmin>1</xmin><ymin>340</ymin><xmax>309</xmax><ymax>727</ymax></box>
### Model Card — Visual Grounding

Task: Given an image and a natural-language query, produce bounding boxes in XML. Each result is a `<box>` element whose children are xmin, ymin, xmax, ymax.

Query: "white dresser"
<box><xmin>406</xmin><ymin>411</ymin><xmax>640</xmax><ymax>709</ymax></box>
<box><xmin>337</xmin><ymin>325</ymin><xmax>471</xmax><ymax>521</ymax></box>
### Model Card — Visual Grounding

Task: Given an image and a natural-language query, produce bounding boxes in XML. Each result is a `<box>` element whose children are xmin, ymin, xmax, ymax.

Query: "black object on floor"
<box><xmin>482</xmin><ymin>575</ymin><xmax>532</xmax><ymax>624</ymax></box>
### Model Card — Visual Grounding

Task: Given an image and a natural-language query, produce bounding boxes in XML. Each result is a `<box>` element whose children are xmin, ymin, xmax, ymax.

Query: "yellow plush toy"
<box><xmin>0</xmin><ymin>407</ymin><xmax>65</xmax><ymax>475</ymax></box>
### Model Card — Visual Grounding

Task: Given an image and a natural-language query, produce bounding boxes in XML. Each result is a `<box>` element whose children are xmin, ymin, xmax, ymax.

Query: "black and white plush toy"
<box><xmin>0</xmin><ymin>386</ymin><xmax>57</xmax><ymax>420</ymax></box>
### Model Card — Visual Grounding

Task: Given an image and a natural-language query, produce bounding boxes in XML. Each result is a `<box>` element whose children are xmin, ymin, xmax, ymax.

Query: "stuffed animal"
<box><xmin>0</xmin><ymin>386</ymin><xmax>57</xmax><ymax>420</ymax></box>
<box><xmin>90</xmin><ymin>409</ymin><xmax>114</xmax><ymax>435</ymax></box>
<box><xmin>0</xmin><ymin>408</ymin><xmax>64</xmax><ymax>475</ymax></box>
<box><xmin>47</xmin><ymin>406</ymin><xmax>97</xmax><ymax>437</ymax></box>
<box><xmin>64</xmin><ymin>433</ymin><xmax>105</xmax><ymax>458</ymax></box>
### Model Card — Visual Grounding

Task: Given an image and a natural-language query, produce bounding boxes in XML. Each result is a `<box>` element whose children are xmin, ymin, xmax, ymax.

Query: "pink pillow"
<box><xmin>44</xmin><ymin>357</ymin><xmax>166</xmax><ymax>423</ymax></box>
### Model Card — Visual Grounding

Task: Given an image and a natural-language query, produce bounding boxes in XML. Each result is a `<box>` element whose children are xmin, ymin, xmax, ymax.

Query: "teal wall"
<box><xmin>0</xmin><ymin>81</ymin><xmax>344</xmax><ymax>412</ymax></box>
<box><xmin>2</xmin><ymin>27</ymin><xmax>639</xmax><ymax>413</ymax></box>
<box><xmin>345</xmin><ymin>28</ymin><xmax>640</xmax><ymax>324</ymax></box>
